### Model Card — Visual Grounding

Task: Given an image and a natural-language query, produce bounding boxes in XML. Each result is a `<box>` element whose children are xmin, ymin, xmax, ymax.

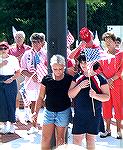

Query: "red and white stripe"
<box><xmin>76</xmin><ymin>74</ymin><xmax>85</xmax><ymax>84</ymax></box>
<box><xmin>67</xmin><ymin>30</ymin><xmax>75</xmax><ymax>47</ymax></box>
<box><xmin>19</xmin><ymin>73</ymin><xmax>36</xmax><ymax>106</ymax></box>
<box><xmin>36</xmin><ymin>62</ymin><xmax>48</xmax><ymax>82</ymax></box>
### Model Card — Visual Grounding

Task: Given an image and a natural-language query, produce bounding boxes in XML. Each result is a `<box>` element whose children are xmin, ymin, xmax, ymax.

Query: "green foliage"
<box><xmin>0</xmin><ymin>0</ymin><xmax>123</xmax><ymax>44</ymax></box>
<box><xmin>87</xmin><ymin>0</ymin><xmax>123</xmax><ymax>40</ymax></box>
<box><xmin>87</xmin><ymin>1</ymin><xmax>108</xmax><ymax>39</ymax></box>
<box><xmin>67</xmin><ymin>0</ymin><xmax>77</xmax><ymax>39</ymax></box>
<box><xmin>0</xmin><ymin>0</ymin><xmax>46</xmax><ymax>44</ymax></box>
<box><xmin>86</xmin><ymin>0</ymin><xmax>104</xmax><ymax>4</ymax></box>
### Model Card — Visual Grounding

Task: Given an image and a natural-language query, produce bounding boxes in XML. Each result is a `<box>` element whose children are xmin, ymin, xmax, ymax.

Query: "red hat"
<box><xmin>79</xmin><ymin>27</ymin><xmax>93</xmax><ymax>43</ymax></box>
<box><xmin>0</xmin><ymin>41</ymin><xmax>9</xmax><ymax>48</ymax></box>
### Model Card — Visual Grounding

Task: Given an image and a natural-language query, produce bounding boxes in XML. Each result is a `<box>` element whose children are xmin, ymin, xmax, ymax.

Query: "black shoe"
<box><xmin>100</xmin><ymin>130</ymin><xmax>111</xmax><ymax>138</ymax></box>
<box><xmin>117</xmin><ymin>132</ymin><xmax>122</xmax><ymax>139</ymax></box>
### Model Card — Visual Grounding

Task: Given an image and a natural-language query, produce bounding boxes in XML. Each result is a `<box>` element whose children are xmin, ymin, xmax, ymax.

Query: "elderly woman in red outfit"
<box><xmin>69</xmin><ymin>27</ymin><xmax>101</xmax><ymax>75</ymax></box>
<box><xmin>97</xmin><ymin>32</ymin><xmax>123</xmax><ymax>139</ymax></box>
<box><xmin>69</xmin><ymin>27</ymin><xmax>96</xmax><ymax>60</ymax></box>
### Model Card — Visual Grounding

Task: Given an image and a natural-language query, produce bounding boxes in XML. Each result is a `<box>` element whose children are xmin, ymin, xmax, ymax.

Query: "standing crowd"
<box><xmin>0</xmin><ymin>27</ymin><xmax>123</xmax><ymax>150</ymax></box>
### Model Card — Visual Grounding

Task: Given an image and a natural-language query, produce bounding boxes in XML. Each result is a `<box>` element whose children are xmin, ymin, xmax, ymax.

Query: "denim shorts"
<box><xmin>43</xmin><ymin>107</ymin><xmax>72</xmax><ymax>127</ymax></box>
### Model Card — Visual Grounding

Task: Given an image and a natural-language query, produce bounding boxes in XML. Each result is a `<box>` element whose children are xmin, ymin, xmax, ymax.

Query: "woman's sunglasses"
<box><xmin>0</xmin><ymin>47</ymin><xmax>8</xmax><ymax>50</ymax></box>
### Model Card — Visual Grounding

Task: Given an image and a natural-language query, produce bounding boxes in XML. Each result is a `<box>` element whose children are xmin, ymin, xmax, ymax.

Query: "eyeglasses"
<box><xmin>0</xmin><ymin>47</ymin><xmax>8</xmax><ymax>50</ymax></box>
<box><xmin>31</xmin><ymin>40</ymin><xmax>45</xmax><ymax>45</ymax></box>
<box><xmin>31</xmin><ymin>40</ymin><xmax>41</xmax><ymax>43</ymax></box>
<box><xmin>116</xmin><ymin>41</ymin><xmax>121</xmax><ymax>44</ymax></box>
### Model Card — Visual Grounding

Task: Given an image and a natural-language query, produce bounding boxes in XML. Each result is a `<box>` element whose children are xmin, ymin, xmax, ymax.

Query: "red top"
<box><xmin>9</xmin><ymin>43</ymin><xmax>31</xmax><ymax>57</ymax></box>
<box><xmin>9</xmin><ymin>43</ymin><xmax>31</xmax><ymax>63</ymax></box>
<box><xmin>96</xmin><ymin>50</ymin><xmax>123</xmax><ymax>85</ymax></box>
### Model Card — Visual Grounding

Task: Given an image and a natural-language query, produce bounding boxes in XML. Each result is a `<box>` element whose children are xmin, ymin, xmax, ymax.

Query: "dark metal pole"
<box><xmin>46</xmin><ymin>0</ymin><xmax>67</xmax><ymax>148</ymax></box>
<box><xmin>77</xmin><ymin>0</ymin><xmax>87</xmax><ymax>42</ymax></box>
<box><xmin>46</xmin><ymin>0</ymin><xmax>67</xmax><ymax>73</ymax></box>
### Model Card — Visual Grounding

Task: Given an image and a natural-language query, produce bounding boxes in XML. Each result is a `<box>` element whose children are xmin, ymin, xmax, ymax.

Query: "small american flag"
<box><xmin>19</xmin><ymin>82</ymin><xmax>31</xmax><ymax>106</ymax></box>
<box><xmin>84</xmin><ymin>47</ymin><xmax>108</xmax><ymax>69</ymax></box>
<box><xmin>34</xmin><ymin>53</ymin><xmax>47</xmax><ymax>82</ymax></box>
<box><xmin>84</xmin><ymin>47</ymin><xmax>105</xmax><ymax>116</ymax></box>
<box><xmin>67</xmin><ymin>30</ymin><xmax>75</xmax><ymax>48</ymax></box>
<box><xmin>19</xmin><ymin>72</ymin><xmax>36</xmax><ymax>106</ymax></box>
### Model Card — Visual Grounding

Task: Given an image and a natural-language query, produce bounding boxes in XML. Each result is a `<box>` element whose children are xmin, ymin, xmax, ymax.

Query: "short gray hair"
<box><xmin>50</xmin><ymin>54</ymin><xmax>66</xmax><ymax>66</ymax></box>
<box><xmin>14</xmin><ymin>31</ymin><xmax>25</xmax><ymax>39</ymax></box>
<box><xmin>30</xmin><ymin>32</ymin><xmax>45</xmax><ymax>42</ymax></box>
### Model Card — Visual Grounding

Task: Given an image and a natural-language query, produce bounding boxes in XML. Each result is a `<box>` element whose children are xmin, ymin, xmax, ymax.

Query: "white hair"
<box><xmin>50</xmin><ymin>54</ymin><xmax>66</xmax><ymax>66</ymax></box>
<box><xmin>14</xmin><ymin>31</ymin><xmax>25</xmax><ymax>39</ymax></box>
<box><xmin>39</xmin><ymin>33</ymin><xmax>45</xmax><ymax>40</ymax></box>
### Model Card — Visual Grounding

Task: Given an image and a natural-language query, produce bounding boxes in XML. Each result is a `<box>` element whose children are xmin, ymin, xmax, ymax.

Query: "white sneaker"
<box><xmin>27</xmin><ymin>127</ymin><xmax>38</xmax><ymax>135</ymax></box>
<box><xmin>15</xmin><ymin>108</ymin><xmax>20</xmax><ymax>121</ymax></box>
<box><xmin>117</xmin><ymin>132</ymin><xmax>122</xmax><ymax>139</ymax></box>
<box><xmin>0</xmin><ymin>125</ymin><xmax>8</xmax><ymax>134</ymax></box>
<box><xmin>24</xmin><ymin>107</ymin><xmax>32</xmax><ymax>123</ymax></box>
<box><xmin>100</xmin><ymin>130</ymin><xmax>111</xmax><ymax>138</ymax></box>
<box><xmin>24</xmin><ymin>113</ymin><xmax>31</xmax><ymax>123</ymax></box>
<box><xmin>8</xmin><ymin>125</ymin><xmax>15</xmax><ymax>134</ymax></box>
<box><xmin>15</xmin><ymin>114</ymin><xmax>20</xmax><ymax>122</ymax></box>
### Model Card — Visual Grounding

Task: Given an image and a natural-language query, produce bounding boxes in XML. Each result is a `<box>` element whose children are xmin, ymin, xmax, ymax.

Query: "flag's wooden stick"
<box><xmin>88</xmin><ymin>70</ymin><xmax>95</xmax><ymax>116</ymax></box>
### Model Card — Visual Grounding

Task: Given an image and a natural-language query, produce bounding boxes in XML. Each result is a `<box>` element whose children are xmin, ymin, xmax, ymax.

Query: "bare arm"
<box><xmin>4</xmin><ymin>69</ymin><xmax>21</xmax><ymax>84</ymax></box>
<box><xmin>32</xmin><ymin>83</ymin><xmax>46</xmax><ymax>120</ymax></box>
<box><xmin>0</xmin><ymin>60</ymin><xmax>8</xmax><ymax>68</ymax></box>
<box><xmin>69</xmin><ymin>42</ymin><xmax>86</xmax><ymax>59</ymax></box>
<box><xmin>12</xmin><ymin>70</ymin><xmax>21</xmax><ymax>80</ymax></box>
<box><xmin>89</xmin><ymin>84</ymin><xmax>110</xmax><ymax>102</ymax></box>
<box><xmin>68</xmin><ymin>79</ymin><xmax>89</xmax><ymax>99</ymax></box>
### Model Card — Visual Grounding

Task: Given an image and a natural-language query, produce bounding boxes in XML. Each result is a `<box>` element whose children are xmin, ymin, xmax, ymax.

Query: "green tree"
<box><xmin>87</xmin><ymin>0</ymin><xmax>123</xmax><ymax>39</ymax></box>
<box><xmin>0</xmin><ymin>0</ymin><xmax>123</xmax><ymax>44</ymax></box>
<box><xmin>0</xmin><ymin>0</ymin><xmax>46</xmax><ymax>44</ymax></box>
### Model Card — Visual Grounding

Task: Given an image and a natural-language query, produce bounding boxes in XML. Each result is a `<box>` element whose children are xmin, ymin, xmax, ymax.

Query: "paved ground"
<box><xmin>0</xmin><ymin>108</ymin><xmax>123</xmax><ymax>150</ymax></box>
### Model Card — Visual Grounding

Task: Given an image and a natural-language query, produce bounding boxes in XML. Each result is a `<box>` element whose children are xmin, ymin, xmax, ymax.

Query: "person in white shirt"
<box><xmin>0</xmin><ymin>41</ymin><xmax>20</xmax><ymax>134</ymax></box>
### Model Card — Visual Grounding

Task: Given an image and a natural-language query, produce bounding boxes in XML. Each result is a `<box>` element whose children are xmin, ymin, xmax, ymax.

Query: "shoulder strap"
<box><xmin>91</xmin><ymin>75</ymin><xmax>101</xmax><ymax>93</ymax></box>
<box><xmin>76</xmin><ymin>74</ymin><xmax>86</xmax><ymax>84</ymax></box>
